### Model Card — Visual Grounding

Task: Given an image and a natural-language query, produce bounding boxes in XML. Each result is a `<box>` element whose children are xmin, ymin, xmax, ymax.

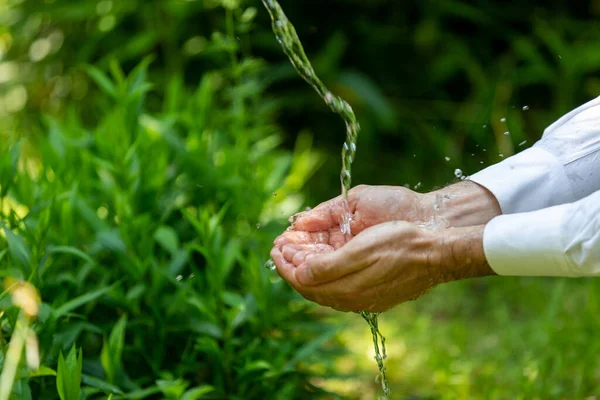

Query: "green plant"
<box><xmin>0</xmin><ymin>2</ymin><xmax>343</xmax><ymax>398</ymax></box>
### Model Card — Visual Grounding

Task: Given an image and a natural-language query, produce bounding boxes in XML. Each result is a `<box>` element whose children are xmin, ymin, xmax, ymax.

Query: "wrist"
<box><xmin>433</xmin><ymin>225</ymin><xmax>496</xmax><ymax>283</ymax></box>
<box><xmin>420</xmin><ymin>181</ymin><xmax>502</xmax><ymax>228</ymax></box>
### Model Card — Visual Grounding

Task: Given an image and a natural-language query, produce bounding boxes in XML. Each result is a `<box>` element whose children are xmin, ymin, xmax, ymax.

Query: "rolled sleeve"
<box><xmin>483</xmin><ymin>206</ymin><xmax>571</xmax><ymax>276</ymax></box>
<box><xmin>470</xmin><ymin>147</ymin><xmax>574</xmax><ymax>214</ymax></box>
<box><xmin>470</xmin><ymin>95</ymin><xmax>600</xmax><ymax>215</ymax></box>
<box><xmin>484</xmin><ymin>190</ymin><xmax>600</xmax><ymax>277</ymax></box>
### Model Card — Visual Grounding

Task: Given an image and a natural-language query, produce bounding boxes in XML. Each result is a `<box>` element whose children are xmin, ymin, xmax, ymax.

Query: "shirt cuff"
<box><xmin>469</xmin><ymin>147</ymin><xmax>574</xmax><ymax>214</ymax></box>
<box><xmin>483</xmin><ymin>207</ymin><xmax>572</xmax><ymax>277</ymax></box>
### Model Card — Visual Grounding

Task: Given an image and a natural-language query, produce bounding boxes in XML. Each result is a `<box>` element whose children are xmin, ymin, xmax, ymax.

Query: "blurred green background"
<box><xmin>1</xmin><ymin>0</ymin><xmax>600</xmax><ymax>398</ymax></box>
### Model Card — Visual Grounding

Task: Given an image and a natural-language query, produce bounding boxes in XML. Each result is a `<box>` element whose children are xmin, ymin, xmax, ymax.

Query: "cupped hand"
<box><xmin>271</xmin><ymin>221</ymin><xmax>442</xmax><ymax>312</ymax></box>
<box><xmin>293</xmin><ymin>185</ymin><xmax>423</xmax><ymax>233</ymax></box>
<box><xmin>274</xmin><ymin>185</ymin><xmax>423</xmax><ymax>249</ymax></box>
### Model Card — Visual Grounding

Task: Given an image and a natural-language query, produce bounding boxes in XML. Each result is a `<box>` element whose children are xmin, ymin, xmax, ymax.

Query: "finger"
<box><xmin>329</xmin><ymin>228</ymin><xmax>350</xmax><ymax>250</ymax></box>
<box><xmin>274</xmin><ymin>231</ymin><xmax>330</xmax><ymax>248</ymax></box>
<box><xmin>292</xmin><ymin>204</ymin><xmax>341</xmax><ymax>232</ymax></box>
<box><xmin>270</xmin><ymin>247</ymin><xmax>299</xmax><ymax>288</ymax></box>
<box><xmin>271</xmin><ymin>247</ymin><xmax>320</xmax><ymax>303</ymax></box>
<box><xmin>295</xmin><ymin>244</ymin><xmax>370</xmax><ymax>286</ymax></box>
<box><xmin>281</xmin><ymin>244</ymin><xmax>334</xmax><ymax>265</ymax></box>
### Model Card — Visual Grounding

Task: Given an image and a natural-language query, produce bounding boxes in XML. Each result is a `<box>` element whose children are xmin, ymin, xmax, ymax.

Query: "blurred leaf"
<box><xmin>283</xmin><ymin>327</ymin><xmax>339</xmax><ymax>370</ymax></box>
<box><xmin>53</xmin><ymin>284</ymin><xmax>116</xmax><ymax>319</ymax></box>
<box><xmin>47</xmin><ymin>246</ymin><xmax>95</xmax><ymax>266</ymax></box>
<box><xmin>56</xmin><ymin>346</ymin><xmax>82</xmax><ymax>400</ymax></box>
<box><xmin>154</xmin><ymin>226</ymin><xmax>179</xmax><ymax>254</ymax></box>
<box><xmin>81</xmin><ymin>374</ymin><xmax>124</xmax><ymax>395</ymax></box>
<box><xmin>157</xmin><ymin>379</ymin><xmax>188</xmax><ymax>399</ymax></box>
<box><xmin>3</xmin><ymin>228</ymin><xmax>31</xmax><ymax>270</ymax></box>
<box><xmin>101</xmin><ymin>315</ymin><xmax>127</xmax><ymax>384</ymax></box>
<box><xmin>84</xmin><ymin>65</ymin><xmax>117</xmax><ymax>98</ymax></box>
<box><xmin>181</xmin><ymin>385</ymin><xmax>215</xmax><ymax>400</ymax></box>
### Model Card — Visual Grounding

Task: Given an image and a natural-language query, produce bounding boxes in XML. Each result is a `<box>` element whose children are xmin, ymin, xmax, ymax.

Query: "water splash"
<box><xmin>261</xmin><ymin>1</ymin><xmax>388</xmax><ymax>397</ymax></box>
<box><xmin>261</xmin><ymin>0</ymin><xmax>358</xmax><ymax>236</ymax></box>
<box><xmin>264</xmin><ymin>259</ymin><xmax>276</xmax><ymax>271</ymax></box>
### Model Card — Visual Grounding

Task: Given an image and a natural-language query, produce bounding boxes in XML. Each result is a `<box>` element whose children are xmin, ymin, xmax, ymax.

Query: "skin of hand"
<box><xmin>271</xmin><ymin>221</ymin><xmax>495</xmax><ymax>312</ymax></box>
<box><xmin>271</xmin><ymin>181</ymin><xmax>501</xmax><ymax>311</ymax></box>
<box><xmin>275</xmin><ymin>181</ymin><xmax>501</xmax><ymax>249</ymax></box>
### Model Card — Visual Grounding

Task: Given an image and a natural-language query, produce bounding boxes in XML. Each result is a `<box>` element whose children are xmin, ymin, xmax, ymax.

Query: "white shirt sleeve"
<box><xmin>484</xmin><ymin>190</ymin><xmax>600</xmax><ymax>277</ymax></box>
<box><xmin>470</xmin><ymin>95</ymin><xmax>600</xmax><ymax>214</ymax></box>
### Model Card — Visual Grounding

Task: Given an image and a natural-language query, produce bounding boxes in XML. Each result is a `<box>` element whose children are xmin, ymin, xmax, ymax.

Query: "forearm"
<box><xmin>420</xmin><ymin>181</ymin><xmax>502</xmax><ymax>228</ymax></box>
<box><xmin>433</xmin><ymin>225</ymin><xmax>497</xmax><ymax>283</ymax></box>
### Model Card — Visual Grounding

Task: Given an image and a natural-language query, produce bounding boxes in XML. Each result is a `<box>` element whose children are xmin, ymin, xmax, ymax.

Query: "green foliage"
<box><xmin>100</xmin><ymin>315</ymin><xmax>127</xmax><ymax>385</ymax></box>
<box><xmin>0</xmin><ymin>1</ymin><xmax>337</xmax><ymax>399</ymax></box>
<box><xmin>57</xmin><ymin>346</ymin><xmax>83</xmax><ymax>400</ymax></box>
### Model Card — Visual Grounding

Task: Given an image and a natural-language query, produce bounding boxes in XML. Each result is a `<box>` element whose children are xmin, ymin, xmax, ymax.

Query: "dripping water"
<box><xmin>261</xmin><ymin>0</ymin><xmax>389</xmax><ymax>397</ymax></box>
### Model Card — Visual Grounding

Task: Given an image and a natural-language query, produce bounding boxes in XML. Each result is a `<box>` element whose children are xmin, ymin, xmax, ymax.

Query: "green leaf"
<box><xmin>10</xmin><ymin>380</ymin><xmax>32</xmax><ymax>400</ymax></box>
<box><xmin>3</xmin><ymin>228</ymin><xmax>31</xmax><ymax>270</ymax></box>
<box><xmin>56</xmin><ymin>346</ymin><xmax>82</xmax><ymax>400</ymax></box>
<box><xmin>84</xmin><ymin>65</ymin><xmax>117</xmax><ymax>98</ymax></box>
<box><xmin>28</xmin><ymin>365</ymin><xmax>57</xmax><ymax>377</ymax></box>
<box><xmin>47</xmin><ymin>245</ymin><xmax>95</xmax><ymax>266</ymax></box>
<box><xmin>156</xmin><ymin>379</ymin><xmax>188</xmax><ymax>399</ymax></box>
<box><xmin>101</xmin><ymin>315</ymin><xmax>127</xmax><ymax>384</ymax></box>
<box><xmin>53</xmin><ymin>283</ymin><xmax>116</xmax><ymax>319</ymax></box>
<box><xmin>154</xmin><ymin>226</ymin><xmax>179</xmax><ymax>254</ymax></box>
<box><xmin>181</xmin><ymin>385</ymin><xmax>215</xmax><ymax>400</ymax></box>
<box><xmin>283</xmin><ymin>327</ymin><xmax>339</xmax><ymax>370</ymax></box>
<box><xmin>81</xmin><ymin>374</ymin><xmax>124</xmax><ymax>395</ymax></box>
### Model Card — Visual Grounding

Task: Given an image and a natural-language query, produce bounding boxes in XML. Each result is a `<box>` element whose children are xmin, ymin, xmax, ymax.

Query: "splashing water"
<box><xmin>264</xmin><ymin>259</ymin><xmax>276</xmax><ymax>271</ymax></box>
<box><xmin>261</xmin><ymin>0</ymin><xmax>389</xmax><ymax>397</ymax></box>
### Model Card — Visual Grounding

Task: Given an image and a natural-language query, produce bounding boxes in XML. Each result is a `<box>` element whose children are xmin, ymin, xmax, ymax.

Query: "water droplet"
<box><xmin>445</xmin><ymin>157</ymin><xmax>451</xmax><ymax>161</ymax></box>
<box><xmin>414</xmin><ymin>182</ymin><xmax>422</xmax><ymax>190</ymax></box>
<box><xmin>176</xmin><ymin>275</ymin><xmax>183</xmax><ymax>281</ymax></box>
<box><xmin>454</xmin><ymin>169</ymin><xmax>463</xmax><ymax>178</ymax></box>
<box><xmin>343</xmin><ymin>142</ymin><xmax>349</xmax><ymax>151</ymax></box>
<box><xmin>189</xmin><ymin>273</ymin><xmax>195</xmax><ymax>279</ymax></box>
<box><xmin>483</xmin><ymin>124</ymin><xmax>487</xmax><ymax>128</ymax></box>
<box><xmin>504</xmin><ymin>131</ymin><xmax>510</xmax><ymax>135</ymax></box>
<box><xmin>500</xmin><ymin>118</ymin><xmax>506</xmax><ymax>123</ymax></box>
<box><xmin>256</xmin><ymin>223</ymin><xmax>261</xmax><ymax>229</ymax></box>
<box><xmin>264</xmin><ymin>260</ymin><xmax>277</xmax><ymax>271</ymax></box>
<box><xmin>519</xmin><ymin>140</ymin><xmax>527</xmax><ymax>147</ymax></box>
<box><xmin>351</xmin><ymin>143</ymin><xmax>357</xmax><ymax>152</ymax></box>
<box><xmin>522</xmin><ymin>105</ymin><xmax>530</xmax><ymax>111</ymax></box>
<box><xmin>499</xmin><ymin>154</ymin><xmax>504</xmax><ymax>158</ymax></box>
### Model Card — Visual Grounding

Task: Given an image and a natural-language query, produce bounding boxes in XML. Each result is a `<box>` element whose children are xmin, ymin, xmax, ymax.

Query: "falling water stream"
<box><xmin>261</xmin><ymin>0</ymin><xmax>390</xmax><ymax>397</ymax></box>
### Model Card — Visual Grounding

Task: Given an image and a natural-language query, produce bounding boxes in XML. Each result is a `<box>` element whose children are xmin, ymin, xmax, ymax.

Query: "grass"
<box><xmin>318</xmin><ymin>277</ymin><xmax>600</xmax><ymax>399</ymax></box>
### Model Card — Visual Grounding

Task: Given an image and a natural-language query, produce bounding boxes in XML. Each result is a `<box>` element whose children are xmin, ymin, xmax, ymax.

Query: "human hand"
<box><xmin>274</xmin><ymin>181</ymin><xmax>501</xmax><ymax>249</ymax></box>
<box><xmin>271</xmin><ymin>222</ymin><xmax>494</xmax><ymax>312</ymax></box>
<box><xmin>274</xmin><ymin>185</ymin><xmax>422</xmax><ymax>250</ymax></box>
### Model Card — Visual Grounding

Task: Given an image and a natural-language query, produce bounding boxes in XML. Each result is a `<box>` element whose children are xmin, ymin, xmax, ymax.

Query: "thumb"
<box><xmin>295</xmin><ymin>246</ymin><xmax>363</xmax><ymax>286</ymax></box>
